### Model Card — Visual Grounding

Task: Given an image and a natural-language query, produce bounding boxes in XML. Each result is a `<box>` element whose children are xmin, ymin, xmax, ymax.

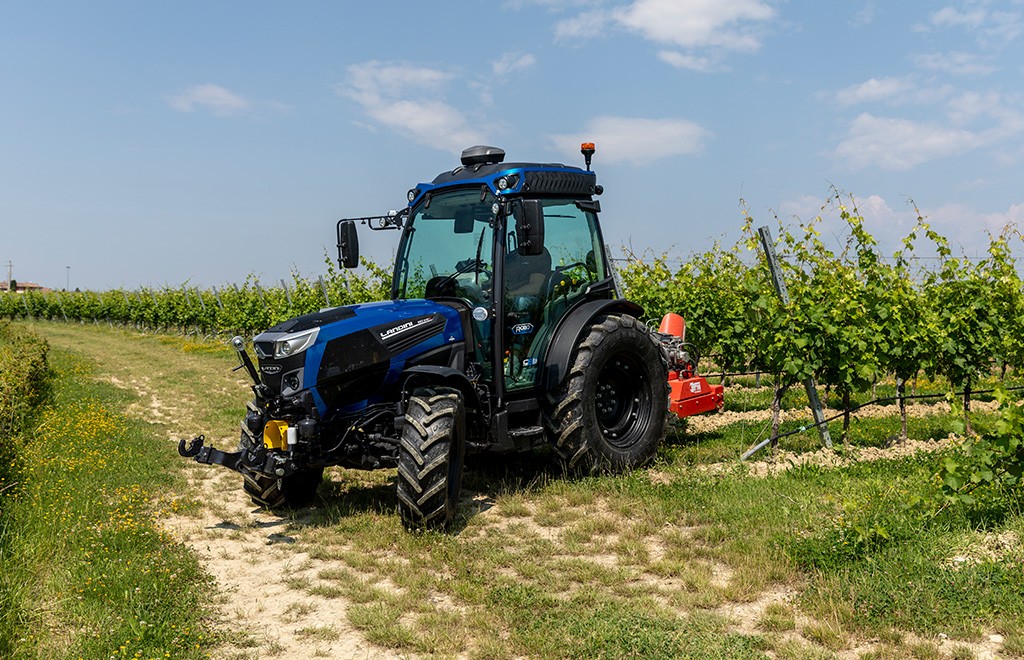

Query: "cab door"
<box><xmin>501</xmin><ymin>198</ymin><xmax>609</xmax><ymax>391</ymax></box>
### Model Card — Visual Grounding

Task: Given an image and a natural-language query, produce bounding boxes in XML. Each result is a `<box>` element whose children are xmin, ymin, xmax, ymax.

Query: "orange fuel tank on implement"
<box><xmin>658</xmin><ymin>313</ymin><xmax>685</xmax><ymax>340</ymax></box>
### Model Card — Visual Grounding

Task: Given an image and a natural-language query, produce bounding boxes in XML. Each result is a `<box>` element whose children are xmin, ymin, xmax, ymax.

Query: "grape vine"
<box><xmin>0</xmin><ymin>257</ymin><xmax>390</xmax><ymax>336</ymax></box>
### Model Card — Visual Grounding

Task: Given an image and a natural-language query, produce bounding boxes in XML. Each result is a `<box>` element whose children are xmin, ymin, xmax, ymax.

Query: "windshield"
<box><xmin>394</xmin><ymin>188</ymin><xmax>496</xmax><ymax>304</ymax></box>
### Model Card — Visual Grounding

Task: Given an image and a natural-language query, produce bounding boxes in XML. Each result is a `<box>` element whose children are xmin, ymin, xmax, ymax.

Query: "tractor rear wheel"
<box><xmin>238</xmin><ymin>427</ymin><xmax>323</xmax><ymax>510</ymax></box>
<box><xmin>547</xmin><ymin>313</ymin><xmax>668</xmax><ymax>472</ymax></box>
<box><xmin>397</xmin><ymin>386</ymin><xmax>466</xmax><ymax>530</ymax></box>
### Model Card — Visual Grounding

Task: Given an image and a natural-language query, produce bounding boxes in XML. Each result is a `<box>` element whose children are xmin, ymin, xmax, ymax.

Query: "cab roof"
<box><xmin>408</xmin><ymin>150</ymin><xmax>597</xmax><ymax>206</ymax></box>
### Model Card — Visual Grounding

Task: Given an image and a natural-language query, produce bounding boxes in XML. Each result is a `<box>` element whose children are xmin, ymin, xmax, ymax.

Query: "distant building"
<box><xmin>0</xmin><ymin>281</ymin><xmax>51</xmax><ymax>294</ymax></box>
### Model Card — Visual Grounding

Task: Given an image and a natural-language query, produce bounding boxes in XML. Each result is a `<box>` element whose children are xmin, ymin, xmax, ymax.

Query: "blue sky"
<box><xmin>2</xmin><ymin>1</ymin><xmax>1022</xmax><ymax>290</ymax></box>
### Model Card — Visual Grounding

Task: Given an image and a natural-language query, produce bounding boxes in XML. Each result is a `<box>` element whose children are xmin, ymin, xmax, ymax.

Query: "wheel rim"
<box><xmin>594</xmin><ymin>352</ymin><xmax>653</xmax><ymax>449</ymax></box>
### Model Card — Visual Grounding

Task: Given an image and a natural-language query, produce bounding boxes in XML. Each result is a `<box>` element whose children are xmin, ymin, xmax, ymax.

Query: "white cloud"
<box><xmin>492</xmin><ymin>52</ymin><xmax>537</xmax><ymax>77</ymax></box>
<box><xmin>339</xmin><ymin>61</ymin><xmax>485</xmax><ymax>154</ymax></box>
<box><xmin>929</xmin><ymin>6</ymin><xmax>988</xmax><ymax>29</ymax></box>
<box><xmin>946</xmin><ymin>91</ymin><xmax>999</xmax><ymax>124</ymax></box>
<box><xmin>851</xmin><ymin>2</ymin><xmax>876</xmax><ymax>28</ymax></box>
<box><xmin>657</xmin><ymin>51</ymin><xmax>717</xmax><ymax>72</ymax></box>
<box><xmin>982</xmin><ymin>202</ymin><xmax>1024</xmax><ymax>234</ymax></box>
<box><xmin>834</xmin><ymin>77</ymin><xmax>916</xmax><ymax>106</ymax></box>
<box><xmin>550</xmin><ymin>116</ymin><xmax>709</xmax><ymax>165</ymax></box>
<box><xmin>556</xmin><ymin>0</ymin><xmax>775</xmax><ymax>61</ymax></box>
<box><xmin>921</xmin><ymin>201</ymin><xmax>1024</xmax><ymax>253</ymax></box>
<box><xmin>834</xmin><ymin>113</ymin><xmax>982</xmax><ymax>170</ymax></box>
<box><xmin>987</xmin><ymin>9</ymin><xmax>1024</xmax><ymax>40</ymax></box>
<box><xmin>912</xmin><ymin>51</ymin><xmax>998</xmax><ymax>76</ymax></box>
<box><xmin>345</xmin><ymin>61</ymin><xmax>452</xmax><ymax>101</ymax></box>
<box><xmin>166</xmin><ymin>84</ymin><xmax>250</xmax><ymax>117</ymax></box>
<box><xmin>915</xmin><ymin>3</ymin><xmax>1023</xmax><ymax>41</ymax></box>
<box><xmin>612</xmin><ymin>0</ymin><xmax>775</xmax><ymax>51</ymax></box>
<box><xmin>822</xmin><ymin>77</ymin><xmax>953</xmax><ymax>108</ymax></box>
<box><xmin>946</xmin><ymin>91</ymin><xmax>1024</xmax><ymax>137</ymax></box>
<box><xmin>774</xmin><ymin>194</ymin><xmax>1024</xmax><ymax>260</ymax></box>
<box><xmin>554</xmin><ymin>10</ymin><xmax>612</xmax><ymax>42</ymax></box>
<box><xmin>776</xmin><ymin>193</ymin><xmax>921</xmax><ymax>252</ymax></box>
<box><xmin>828</xmin><ymin>84</ymin><xmax>1024</xmax><ymax>171</ymax></box>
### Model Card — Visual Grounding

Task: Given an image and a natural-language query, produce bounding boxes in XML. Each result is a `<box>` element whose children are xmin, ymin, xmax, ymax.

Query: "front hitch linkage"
<box><xmin>178</xmin><ymin>435</ymin><xmax>288</xmax><ymax>477</ymax></box>
<box><xmin>178</xmin><ymin>435</ymin><xmax>244</xmax><ymax>471</ymax></box>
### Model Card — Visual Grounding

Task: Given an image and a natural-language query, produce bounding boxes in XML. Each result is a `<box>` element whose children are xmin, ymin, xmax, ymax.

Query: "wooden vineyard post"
<box><xmin>280</xmin><ymin>279</ymin><xmax>292</xmax><ymax>307</ymax></box>
<box><xmin>319</xmin><ymin>275</ymin><xmax>330</xmax><ymax>307</ymax></box>
<box><xmin>255</xmin><ymin>282</ymin><xmax>266</xmax><ymax>310</ymax></box>
<box><xmin>54</xmin><ymin>292</ymin><xmax>68</xmax><ymax>322</ymax></box>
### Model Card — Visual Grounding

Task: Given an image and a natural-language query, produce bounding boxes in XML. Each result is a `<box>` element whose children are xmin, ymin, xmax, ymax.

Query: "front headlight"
<box><xmin>274</xmin><ymin>327</ymin><xmax>320</xmax><ymax>358</ymax></box>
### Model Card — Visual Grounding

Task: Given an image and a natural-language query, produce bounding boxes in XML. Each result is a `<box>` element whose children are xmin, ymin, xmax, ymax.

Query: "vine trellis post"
<box><xmin>743</xmin><ymin>226</ymin><xmax>832</xmax><ymax>459</ymax></box>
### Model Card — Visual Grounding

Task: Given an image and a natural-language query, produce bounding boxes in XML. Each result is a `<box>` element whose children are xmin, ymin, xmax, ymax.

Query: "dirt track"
<box><xmin>168</xmin><ymin>463</ymin><xmax>394</xmax><ymax>658</ymax></box>
<box><xmin>129</xmin><ymin>371</ymin><xmax>1005</xmax><ymax>660</ymax></box>
<box><xmin>109</xmin><ymin>363</ymin><xmax>392</xmax><ymax>658</ymax></box>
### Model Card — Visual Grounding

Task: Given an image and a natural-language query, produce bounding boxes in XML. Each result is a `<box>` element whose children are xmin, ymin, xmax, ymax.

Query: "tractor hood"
<box><xmin>253</xmin><ymin>299</ymin><xmax>466</xmax><ymax>416</ymax></box>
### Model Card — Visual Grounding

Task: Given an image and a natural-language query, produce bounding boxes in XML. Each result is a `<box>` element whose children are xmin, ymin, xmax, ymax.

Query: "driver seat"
<box><xmin>504</xmin><ymin>247</ymin><xmax>552</xmax><ymax>299</ymax></box>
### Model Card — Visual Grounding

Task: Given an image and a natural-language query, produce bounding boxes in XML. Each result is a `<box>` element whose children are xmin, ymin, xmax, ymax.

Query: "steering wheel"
<box><xmin>547</xmin><ymin>262</ymin><xmax>589</xmax><ymax>298</ymax></box>
<box><xmin>461</xmin><ymin>257</ymin><xmax>492</xmax><ymax>285</ymax></box>
<box><xmin>434</xmin><ymin>258</ymin><xmax>492</xmax><ymax>292</ymax></box>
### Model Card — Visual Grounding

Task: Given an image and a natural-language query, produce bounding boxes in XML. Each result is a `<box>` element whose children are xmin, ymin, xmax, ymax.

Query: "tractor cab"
<box><xmin>338</xmin><ymin>145</ymin><xmax>616</xmax><ymax>401</ymax></box>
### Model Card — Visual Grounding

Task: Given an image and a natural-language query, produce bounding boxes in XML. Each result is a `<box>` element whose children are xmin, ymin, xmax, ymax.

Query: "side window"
<box><xmin>541</xmin><ymin>201</ymin><xmax>604</xmax><ymax>296</ymax></box>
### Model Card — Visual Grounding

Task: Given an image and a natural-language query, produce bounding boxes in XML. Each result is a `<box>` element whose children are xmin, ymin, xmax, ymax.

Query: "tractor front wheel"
<box><xmin>547</xmin><ymin>313</ymin><xmax>668</xmax><ymax>472</ymax></box>
<box><xmin>238</xmin><ymin>427</ymin><xmax>323</xmax><ymax>510</ymax></box>
<box><xmin>397</xmin><ymin>386</ymin><xmax>466</xmax><ymax>530</ymax></box>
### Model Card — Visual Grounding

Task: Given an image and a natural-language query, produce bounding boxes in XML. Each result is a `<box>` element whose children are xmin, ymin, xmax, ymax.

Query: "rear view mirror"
<box><xmin>515</xmin><ymin>200</ymin><xmax>545</xmax><ymax>256</ymax></box>
<box><xmin>336</xmin><ymin>220</ymin><xmax>359</xmax><ymax>269</ymax></box>
<box><xmin>454</xmin><ymin>209</ymin><xmax>474</xmax><ymax>234</ymax></box>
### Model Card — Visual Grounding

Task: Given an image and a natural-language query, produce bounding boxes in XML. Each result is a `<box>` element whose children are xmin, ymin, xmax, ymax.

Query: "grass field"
<box><xmin>0</xmin><ymin>328</ymin><xmax>215</xmax><ymax>658</ymax></box>
<box><xmin>4</xmin><ymin>321</ymin><xmax>1022</xmax><ymax>659</ymax></box>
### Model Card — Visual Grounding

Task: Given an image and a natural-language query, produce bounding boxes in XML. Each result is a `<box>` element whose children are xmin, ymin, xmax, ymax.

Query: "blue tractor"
<box><xmin>180</xmin><ymin>144</ymin><xmax>670</xmax><ymax>529</ymax></box>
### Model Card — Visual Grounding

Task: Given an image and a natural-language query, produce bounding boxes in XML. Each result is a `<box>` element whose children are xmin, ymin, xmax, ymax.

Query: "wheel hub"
<box><xmin>595</xmin><ymin>356</ymin><xmax>646</xmax><ymax>446</ymax></box>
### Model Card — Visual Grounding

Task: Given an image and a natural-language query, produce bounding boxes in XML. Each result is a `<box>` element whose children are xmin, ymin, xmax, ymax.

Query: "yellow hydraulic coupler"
<box><xmin>263</xmin><ymin>420</ymin><xmax>290</xmax><ymax>450</ymax></box>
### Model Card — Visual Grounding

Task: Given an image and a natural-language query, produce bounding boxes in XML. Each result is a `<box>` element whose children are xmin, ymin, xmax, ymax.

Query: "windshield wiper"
<box><xmin>473</xmin><ymin>228</ymin><xmax>486</xmax><ymax>285</ymax></box>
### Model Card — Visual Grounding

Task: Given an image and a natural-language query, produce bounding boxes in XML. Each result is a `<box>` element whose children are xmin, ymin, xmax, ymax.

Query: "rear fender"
<box><xmin>540</xmin><ymin>299</ymin><xmax>644</xmax><ymax>391</ymax></box>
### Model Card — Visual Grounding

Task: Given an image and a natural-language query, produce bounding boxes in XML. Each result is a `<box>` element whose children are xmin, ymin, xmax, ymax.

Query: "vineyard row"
<box><xmin>4</xmin><ymin>198</ymin><xmax>1024</xmax><ymax>433</ymax></box>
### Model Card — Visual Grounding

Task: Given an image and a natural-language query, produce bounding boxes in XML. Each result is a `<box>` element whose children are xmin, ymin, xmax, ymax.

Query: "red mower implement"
<box><xmin>657</xmin><ymin>313</ymin><xmax>725</xmax><ymax>419</ymax></box>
